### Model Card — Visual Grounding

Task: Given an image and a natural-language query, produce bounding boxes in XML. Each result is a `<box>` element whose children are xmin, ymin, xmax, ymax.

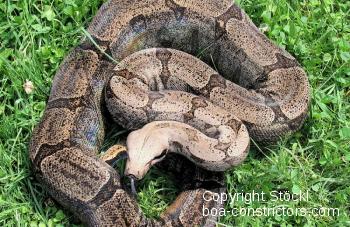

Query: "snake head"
<box><xmin>124</xmin><ymin>127</ymin><xmax>169</xmax><ymax>180</ymax></box>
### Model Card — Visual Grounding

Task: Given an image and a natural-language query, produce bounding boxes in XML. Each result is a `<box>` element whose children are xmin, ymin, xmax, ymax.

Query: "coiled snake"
<box><xmin>29</xmin><ymin>0</ymin><xmax>310</xmax><ymax>226</ymax></box>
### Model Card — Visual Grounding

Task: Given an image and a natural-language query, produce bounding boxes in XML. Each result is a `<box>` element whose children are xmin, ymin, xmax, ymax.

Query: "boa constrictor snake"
<box><xmin>29</xmin><ymin>0</ymin><xmax>310</xmax><ymax>226</ymax></box>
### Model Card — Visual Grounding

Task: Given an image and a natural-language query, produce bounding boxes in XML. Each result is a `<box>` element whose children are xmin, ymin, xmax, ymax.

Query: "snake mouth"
<box><xmin>124</xmin><ymin>166</ymin><xmax>147</xmax><ymax>180</ymax></box>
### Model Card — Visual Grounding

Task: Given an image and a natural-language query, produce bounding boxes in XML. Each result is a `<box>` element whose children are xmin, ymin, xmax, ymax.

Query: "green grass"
<box><xmin>0</xmin><ymin>0</ymin><xmax>349</xmax><ymax>226</ymax></box>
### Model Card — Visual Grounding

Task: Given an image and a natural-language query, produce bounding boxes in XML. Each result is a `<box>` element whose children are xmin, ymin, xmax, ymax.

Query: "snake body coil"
<box><xmin>30</xmin><ymin>0</ymin><xmax>310</xmax><ymax>226</ymax></box>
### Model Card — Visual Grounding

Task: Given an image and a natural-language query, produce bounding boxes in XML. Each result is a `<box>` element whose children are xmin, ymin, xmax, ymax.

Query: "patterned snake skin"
<box><xmin>29</xmin><ymin>0</ymin><xmax>310</xmax><ymax>226</ymax></box>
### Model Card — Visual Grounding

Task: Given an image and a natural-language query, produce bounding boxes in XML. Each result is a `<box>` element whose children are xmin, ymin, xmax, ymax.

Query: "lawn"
<box><xmin>0</xmin><ymin>0</ymin><xmax>349</xmax><ymax>226</ymax></box>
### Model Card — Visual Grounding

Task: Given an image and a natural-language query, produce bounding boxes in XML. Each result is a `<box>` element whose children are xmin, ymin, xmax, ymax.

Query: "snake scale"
<box><xmin>29</xmin><ymin>0</ymin><xmax>310</xmax><ymax>226</ymax></box>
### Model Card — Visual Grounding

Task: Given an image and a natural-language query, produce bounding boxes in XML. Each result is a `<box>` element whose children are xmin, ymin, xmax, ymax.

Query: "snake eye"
<box><xmin>154</xmin><ymin>149</ymin><xmax>167</xmax><ymax>160</ymax></box>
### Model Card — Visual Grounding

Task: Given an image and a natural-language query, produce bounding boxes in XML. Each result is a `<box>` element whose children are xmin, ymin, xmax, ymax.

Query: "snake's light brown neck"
<box><xmin>124</xmin><ymin>120</ymin><xmax>250</xmax><ymax>180</ymax></box>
